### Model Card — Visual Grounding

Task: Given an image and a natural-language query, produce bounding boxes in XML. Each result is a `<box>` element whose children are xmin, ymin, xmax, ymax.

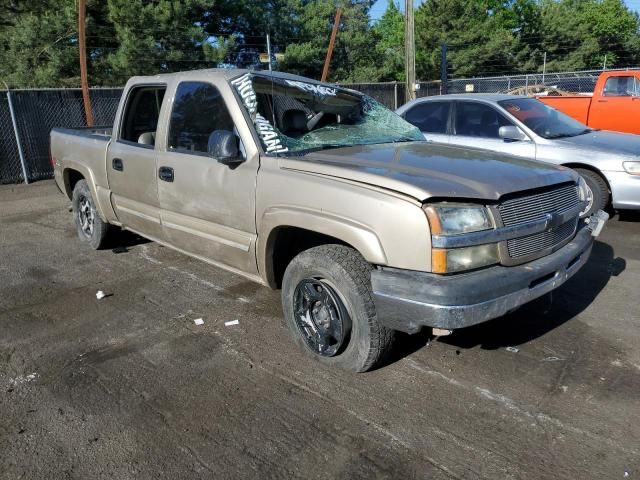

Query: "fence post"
<box><xmin>394</xmin><ymin>82</ymin><xmax>398</xmax><ymax>109</ymax></box>
<box><xmin>525</xmin><ymin>74</ymin><xmax>529</xmax><ymax>92</ymax></box>
<box><xmin>6</xmin><ymin>90</ymin><xmax>29</xmax><ymax>185</ymax></box>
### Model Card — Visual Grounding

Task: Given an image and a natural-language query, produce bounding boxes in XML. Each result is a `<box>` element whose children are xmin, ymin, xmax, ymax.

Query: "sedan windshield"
<box><xmin>498</xmin><ymin>98</ymin><xmax>591</xmax><ymax>139</ymax></box>
<box><xmin>231</xmin><ymin>72</ymin><xmax>423</xmax><ymax>155</ymax></box>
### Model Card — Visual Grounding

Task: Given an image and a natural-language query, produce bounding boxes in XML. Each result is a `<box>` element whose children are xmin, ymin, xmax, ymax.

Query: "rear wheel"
<box><xmin>281</xmin><ymin>244</ymin><xmax>395</xmax><ymax>372</ymax></box>
<box><xmin>575</xmin><ymin>168</ymin><xmax>609</xmax><ymax>217</ymax></box>
<box><xmin>72</xmin><ymin>179</ymin><xmax>110</xmax><ymax>249</ymax></box>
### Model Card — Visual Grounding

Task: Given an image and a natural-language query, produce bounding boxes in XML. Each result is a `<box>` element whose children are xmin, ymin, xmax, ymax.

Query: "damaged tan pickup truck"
<box><xmin>51</xmin><ymin>69</ymin><xmax>608</xmax><ymax>371</ymax></box>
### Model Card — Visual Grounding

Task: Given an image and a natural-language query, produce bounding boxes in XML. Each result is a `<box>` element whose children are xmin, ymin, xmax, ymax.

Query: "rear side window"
<box><xmin>168</xmin><ymin>82</ymin><xmax>235</xmax><ymax>155</ymax></box>
<box><xmin>454</xmin><ymin>102</ymin><xmax>512</xmax><ymax>139</ymax></box>
<box><xmin>120</xmin><ymin>86</ymin><xmax>166</xmax><ymax>145</ymax></box>
<box><xmin>403</xmin><ymin>102</ymin><xmax>450</xmax><ymax>134</ymax></box>
<box><xmin>602</xmin><ymin>76</ymin><xmax>638</xmax><ymax>96</ymax></box>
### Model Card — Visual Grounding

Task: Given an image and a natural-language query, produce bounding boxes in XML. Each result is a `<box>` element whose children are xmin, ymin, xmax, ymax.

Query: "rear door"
<box><xmin>589</xmin><ymin>74</ymin><xmax>640</xmax><ymax>134</ymax></box>
<box><xmin>156</xmin><ymin>79</ymin><xmax>260</xmax><ymax>275</ymax></box>
<box><xmin>450</xmin><ymin>101</ymin><xmax>536</xmax><ymax>159</ymax></box>
<box><xmin>107</xmin><ymin>84</ymin><xmax>166</xmax><ymax>239</ymax></box>
<box><xmin>400</xmin><ymin>100</ymin><xmax>451</xmax><ymax>144</ymax></box>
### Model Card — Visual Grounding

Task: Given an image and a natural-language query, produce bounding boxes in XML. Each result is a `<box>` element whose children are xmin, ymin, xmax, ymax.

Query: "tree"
<box><xmin>414</xmin><ymin>0</ymin><xmax>533</xmax><ymax>80</ymax></box>
<box><xmin>372</xmin><ymin>0</ymin><xmax>404</xmax><ymax>81</ymax></box>
<box><xmin>0</xmin><ymin>0</ymin><xmax>78</xmax><ymax>87</ymax></box>
<box><xmin>282</xmin><ymin>1</ymin><xmax>380</xmax><ymax>82</ymax></box>
<box><xmin>538</xmin><ymin>0</ymin><xmax>640</xmax><ymax>71</ymax></box>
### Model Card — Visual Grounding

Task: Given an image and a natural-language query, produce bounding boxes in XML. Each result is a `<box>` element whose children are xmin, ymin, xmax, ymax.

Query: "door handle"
<box><xmin>597</xmin><ymin>100</ymin><xmax>608</xmax><ymax>103</ymax></box>
<box><xmin>158</xmin><ymin>166</ymin><xmax>174</xmax><ymax>182</ymax></box>
<box><xmin>112</xmin><ymin>158</ymin><xmax>123</xmax><ymax>171</ymax></box>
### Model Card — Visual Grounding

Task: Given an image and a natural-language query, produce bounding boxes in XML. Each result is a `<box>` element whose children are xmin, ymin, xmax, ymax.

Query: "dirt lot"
<box><xmin>1</xmin><ymin>180</ymin><xmax>639</xmax><ymax>479</ymax></box>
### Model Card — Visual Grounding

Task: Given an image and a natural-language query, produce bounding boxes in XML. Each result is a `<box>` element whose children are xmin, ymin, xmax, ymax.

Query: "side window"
<box><xmin>602</xmin><ymin>76</ymin><xmax>636</xmax><ymax>96</ymax></box>
<box><xmin>403</xmin><ymin>102</ymin><xmax>450</xmax><ymax>134</ymax></box>
<box><xmin>454</xmin><ymin>102</ymin><xmax>512</xmax><ymax>139</ymax></box>
<box><xmin>168</xmin><ymin>82</ymin><xmax>235</xmax><ymax>155</ymax></box>
<box><xmin>120</xmin><ymin>86</ymin><xmax>166</xmax><ymax>145</ymax></box>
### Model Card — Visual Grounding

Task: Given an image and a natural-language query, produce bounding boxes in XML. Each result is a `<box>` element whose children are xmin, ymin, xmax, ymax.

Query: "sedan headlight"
<box><xmin>424</xmin><ymin>203</ymin><xmax>498</xmax><ymax>273</ymax></box>
<box><xmin>623</xmin><ymin>161</ymin><xmax>640</xmax><ymax>175</ymax></box>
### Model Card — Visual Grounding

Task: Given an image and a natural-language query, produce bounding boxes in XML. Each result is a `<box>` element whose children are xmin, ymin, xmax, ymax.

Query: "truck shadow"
<box><xmin>106</xmin><ymin>228</ymin><xmax>151</xmax><ymax>253</ymax></box>
<box><xmin>388</xmin><ymin>240</ymin><xmax>625</xmax><ymax>362</ymax></box>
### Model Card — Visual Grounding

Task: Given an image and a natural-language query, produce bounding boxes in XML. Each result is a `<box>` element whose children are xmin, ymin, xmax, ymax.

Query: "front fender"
<box><xmin>258</xmin><ymin>206</ymin><xmax>388</xmax><ymax>287</ymax></box>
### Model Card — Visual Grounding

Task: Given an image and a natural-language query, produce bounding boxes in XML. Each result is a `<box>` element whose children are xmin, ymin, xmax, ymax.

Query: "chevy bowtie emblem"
<box><xmin>545</xmin><ymin>212</ymin><xmax>562</xmax><ymax>231</ymax></box>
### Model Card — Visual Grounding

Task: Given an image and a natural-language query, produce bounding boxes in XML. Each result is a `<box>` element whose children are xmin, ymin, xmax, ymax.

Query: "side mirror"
<box><xmin>208</xmin><ymin>130</ymin><xmax>243</xmax><ymax>165</ymax></box>
<box><xmin>499</xmin><ymin>125</ymin><xmax>528</xmax><ymax>142</ymax></box>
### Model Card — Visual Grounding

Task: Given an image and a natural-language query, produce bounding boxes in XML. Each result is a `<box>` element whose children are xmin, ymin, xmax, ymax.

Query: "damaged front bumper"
<box><xmin>371</xmin><ymin>212</ymin><xmax>608</xmax><ymax>334</ymax></box>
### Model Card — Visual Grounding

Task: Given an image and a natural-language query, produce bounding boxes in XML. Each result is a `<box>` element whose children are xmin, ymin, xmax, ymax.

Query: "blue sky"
<box><xmin>370</xmin><ymin>0</ymin><xmax>640</xmax><ymax>22</ymax></box>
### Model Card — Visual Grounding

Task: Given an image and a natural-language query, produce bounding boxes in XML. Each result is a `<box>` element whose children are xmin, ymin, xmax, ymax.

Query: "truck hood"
<box><xmin>278</xmin><ymin>142</ymin><xmax>574</xmax><ymax>202</ymax></box>
<box><xmin>552</xmin><ymin>130</ymin><xmax>640</xmax><ymax>158</ymax></box>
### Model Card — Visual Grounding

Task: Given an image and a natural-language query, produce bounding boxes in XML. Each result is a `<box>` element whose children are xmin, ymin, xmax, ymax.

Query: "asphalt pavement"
<box><xmin>1</xmin><ymin>181</ymin><xmax>639</xmax><ymax>479</ymax></box>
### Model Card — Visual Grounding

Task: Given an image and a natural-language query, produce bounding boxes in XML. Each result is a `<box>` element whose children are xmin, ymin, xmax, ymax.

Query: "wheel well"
<box><xmin>562</xmin><ymin>163</ymin><xmax>611</xmax><ymax>192</ymax></box>
<box><xmin>265</xmin><ymin>226</ymin><xmax>350</xmax><ymax>289</ymax></box>
<box><xmin>63</xmin><ymin>169</ymin><xmax>85</xmax><ymax>199</ymax></box>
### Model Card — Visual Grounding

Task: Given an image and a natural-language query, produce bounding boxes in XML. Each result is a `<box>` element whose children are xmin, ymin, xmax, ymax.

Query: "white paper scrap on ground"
<box><xmin>225</xmin><ymin>320</ymin><xmax>240</xmax><ymax>326</ymax></box>
<box><xmin>505</xmin><ymin>346</ymin><xmax>520</xmax><ymax>353</ymax></box>
<box><xmin>96</xmin><ymin>290</ymin><xmax>106</xmax><ymax>300</ymax></box>
<box><xmin>193</xmin><ymin>318</ymin><xmax>204</xmax><ymax>326</ymax></box>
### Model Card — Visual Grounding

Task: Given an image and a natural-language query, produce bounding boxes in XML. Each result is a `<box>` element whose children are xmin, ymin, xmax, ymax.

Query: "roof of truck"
<box><xmin>127</xmin><ymin>68</ymin><xmax>335</xmax><ymax>85</ymax></box>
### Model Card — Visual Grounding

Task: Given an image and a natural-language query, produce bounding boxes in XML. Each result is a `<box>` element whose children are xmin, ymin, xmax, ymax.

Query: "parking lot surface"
<box><xmin>1</xmin><ymin>181</ymin><xmax>639</xmax><ymax>479</ymax></box>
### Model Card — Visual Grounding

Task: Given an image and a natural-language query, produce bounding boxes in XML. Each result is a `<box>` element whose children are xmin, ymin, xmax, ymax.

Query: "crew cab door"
<box><xmin>107</xmin><ymin>84</ymin><xmax>166</xmax><ymax>239</ymax></box>
<box><xmin>450</xmin><ymin>101</ymin><xmax>536</xmax><ymax>159</ymax></box>
<box><xmin>155</xmin><ymin>79</ymin><xmax>260</xmax><ymax>275</ymax></box>
<box><xmin>589</xmin><ymin>74</ymin><xmax>640</xmax><ymax>135</ymax></box>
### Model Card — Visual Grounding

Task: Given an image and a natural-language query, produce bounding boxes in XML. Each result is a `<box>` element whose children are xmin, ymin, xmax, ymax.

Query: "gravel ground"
<box><xmin>1</xmin><ymin>180</ymin><xmax>638</xmax><ymax>479</ymax></box>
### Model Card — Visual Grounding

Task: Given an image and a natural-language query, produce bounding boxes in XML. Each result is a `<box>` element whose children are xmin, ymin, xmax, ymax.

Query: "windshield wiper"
<box><xmin>546</xmin><ymin>128</ymin><xmax>592</xmax><ymax>139</ymax></box>
<box><xmin>291</xmin><ymin>144</ymin><xmax>347</xmax><ymax>155</ymax></box>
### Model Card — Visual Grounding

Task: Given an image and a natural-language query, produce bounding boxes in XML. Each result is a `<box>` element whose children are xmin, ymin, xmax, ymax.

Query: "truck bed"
<box><xmin>537</xmin><ymin>96</ymin><xmax>591</xmax><ymax>124</ymax></box>
<box><xmin>50</xmin><ymin>126</ymin><xmax>113</xmax><ymax>199</ymax></box>
<box><xmin>52</xmin><ymin>126</ymin><xmax>113</xmax><ymax>139</ymax></box>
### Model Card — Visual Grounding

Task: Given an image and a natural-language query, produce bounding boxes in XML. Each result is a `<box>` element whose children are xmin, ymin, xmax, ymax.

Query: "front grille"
<box><xmin>498</xmin><ymin>183</ymin><xmax>580</xmax><ymax>260</ymax></box>
<box><xmin>507</xmin><ymin>219</ymin><xmax>578</xmax><ymax>258</ymax></box>
<box><xmin>499</xmin><ymin>184</ymin><xmax>579</xmax><ymax>227</ymax></box>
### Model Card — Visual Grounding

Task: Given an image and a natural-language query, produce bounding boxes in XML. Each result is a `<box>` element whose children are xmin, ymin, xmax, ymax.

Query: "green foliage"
<box><xmin>0</xmin><ymin>0</ymin><xmax>78</xmax><ymax>87</ymax></box>
<box><xmin>0</xmin><ymin>0</ymin><xmax>639</xmax><ymax>87</ymax></box>
<box><xmin>372</xmin><ymin>0</ymin><xmax>404</xmax><ymax>81</ymax></box>
<box><xmin>282</xmin><ymin>1</ymin><xmax>379</xmax><ymax>82</ymax></box>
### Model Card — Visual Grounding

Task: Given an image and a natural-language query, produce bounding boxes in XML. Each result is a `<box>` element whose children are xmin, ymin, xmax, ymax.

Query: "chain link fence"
<box><xmin>0</xmin><ymin>88</ymin><xmax>122</xmax><ymax>184</ymax></box>
<box><xmin>0</xmin><ymin>92</ymin><xmax>24</xmax><ymax>183</ymax></box>
<box><xmin>445</xmin><ymin>67</ymin><xmax>640</xmax><ymax>95</ymax></box>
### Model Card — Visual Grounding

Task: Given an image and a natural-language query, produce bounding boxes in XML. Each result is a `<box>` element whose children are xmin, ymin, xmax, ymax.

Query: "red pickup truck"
<box><xmin>538</xmin><ymin>71</ymin><xmax>640</xmax><ymax>135</ymax></box>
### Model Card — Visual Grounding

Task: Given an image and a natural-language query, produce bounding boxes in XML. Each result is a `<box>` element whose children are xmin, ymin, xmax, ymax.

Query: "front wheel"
<box><xmin>72</xmin><ymin>179</ymin><xmax>111</xmax><ymax>249</ymax></box>
<box><xmin>575</xmin><ymin>168</ymin><xmax>609</xmax><ymax>218</ymax></box>
<box><xmin>281</xmin><ymin>245</ymin><xmax>395</xmax><ymax>372</ymax></box>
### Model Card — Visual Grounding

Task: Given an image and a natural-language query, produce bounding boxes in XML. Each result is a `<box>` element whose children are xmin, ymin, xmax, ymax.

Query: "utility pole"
<box><xmin>266</xmin><ymin>33</ymin><xmax>273</xmax><ymax>71</ymax></box>
<box><xmin>440</xmin><ymin>43</ymin><xmax>448</xmax><ymax>95</ymax></box>
<box><xmin>321</xmin><ymin>8</ymin><xmax>342</xmax><ymax>82</ymax></box>
<box><xmin>404</xmin><ymin>0</ymin><xmax>416</xmax><ymax>101</ymax></box>
<box><xmin>542</xmin><ymin>51</ymin><xmax>547</xmax><ymax>85</ymax></box>
<box><xmin>78</xmin><ymin>0</ymin><xmax>93</xmax><ymax>127</ymax></box>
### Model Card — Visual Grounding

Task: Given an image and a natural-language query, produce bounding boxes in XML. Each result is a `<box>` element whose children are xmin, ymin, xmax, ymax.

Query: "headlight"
<box><xmin>424</xmin><ymin>203</ymin><xmax>498</xmax><ymax>273</ymax></box>
<box><xmin>623</xmin><ymin>161</ymin><xmax>640</xmax><ymax>175</ymax></box>
<box><xmin>577</xmin><ymin>176</ymin><xmax>590</xmax><ymax>202</ymax></box>
<box><xmin>424</xmin><ymin>203</ymin><xmax>492</xmax><ymax>235</ymax></box>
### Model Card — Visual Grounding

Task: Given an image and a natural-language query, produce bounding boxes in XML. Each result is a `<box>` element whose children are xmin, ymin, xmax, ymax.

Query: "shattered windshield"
<box><xmin>230</xmin><ymin>72</ymin><xmax>423</xmax><ymax>155</ymax></box>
